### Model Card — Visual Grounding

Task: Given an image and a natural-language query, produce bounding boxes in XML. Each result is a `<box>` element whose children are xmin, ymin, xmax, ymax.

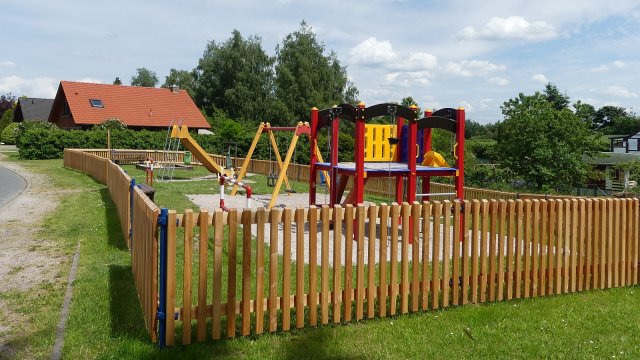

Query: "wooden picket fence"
<box><xmin>161</xmin><ymin>198</ymin><xmax>639</xmax><ymax>346</ymax></box>
<box><xmin>64</xmin><ymin>148</ymin><xmax>640</xmax><ymax>348</ymax></box>
<box><xmin>77</xmin><ymin>148</ymin><xmax>537</xmax><ymax>201</ymax></box>
<box><xmin>64</xmin><ymin>149</ymin><xmax>160</xmax><ymax>342</ymax></box>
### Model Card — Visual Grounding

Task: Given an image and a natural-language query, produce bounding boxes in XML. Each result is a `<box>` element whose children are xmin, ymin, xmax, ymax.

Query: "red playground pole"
<box><xmin>455</xmin><ymin>107</ymin><xmax>465</xmax><ymax>243</ymax></box>
<box><xmin>309</xmin><ymin>107</ymin><xmax>319</xmax><ymax>206</ymax></box>
<box><xmin>330</xmin><ymin>109</ymin><xmax>340</xmax><ymax>207</ymax></box>
<box><xmin>455</xmin><ymin>107</ymin><xmax>465</xmax><ymax>201</ymax></box>
<box><xmin>422</xmin><ymin>109</ymin><xmax>433</xmax><ymax>197</ymax></box>
<box><xmin>395</xmin><ymin>115</ymin><xmax>405</xmax><ymax>204</ymax></box>
<box><xmin>354</xmin><ymin>102</ymin><xmax>366</xmax><ymax>205</ymax></box>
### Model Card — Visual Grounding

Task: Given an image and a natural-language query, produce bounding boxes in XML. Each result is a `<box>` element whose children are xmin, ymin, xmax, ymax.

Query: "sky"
<box><xmin>2</xmin><ymin>0</ymin><xmax>640</xmax><ymax>124</ymax></box>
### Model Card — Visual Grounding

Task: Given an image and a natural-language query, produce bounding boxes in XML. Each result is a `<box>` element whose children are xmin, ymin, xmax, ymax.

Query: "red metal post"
<box><xmin>407</xmin><ymin>105</ymin><xmax>418</xmax><ymax>244</ymax></box>
<box><xmin>395</xmin><ymin>115</ymin><xmax>405</xmax><ymax>204</ymax></box>
<box><xmin>422</xmin><ymin>109</ymin><xmax>433</xmax><ymax>196</ymax></box>
<box><xmin>455</xmin><ymin>107</ymin><xmax>465</xmax><ymax>201</ymax></box>
<box><xmin>354</xmin><ymin>102</ymin><xmax>366</xmax><ymax>205</ymax></box>
<box><xmin>406</xmin><ymin>106</ymin><xmax>418</xmax><ymax>204</ymax></box>
<box><xmin>455</xmin><ymin>107</ymin><xmax>466</xmax><ymax>243</ymax></box>
<box><xmin>309</xmin><ymin>107</ymin><xmax>319</xmax><ymax>206</ymax></box>
<box><xmin>330</xmin><ymin>110</ymin><xmax>340</xmax><ymax>207</ymax></box>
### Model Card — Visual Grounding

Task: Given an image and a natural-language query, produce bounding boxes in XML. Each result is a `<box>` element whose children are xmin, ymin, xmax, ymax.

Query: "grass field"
<box><xmin>5</xmin><ymin>155</ymin><xmax>640</xmax><ymax>359</ymax></box>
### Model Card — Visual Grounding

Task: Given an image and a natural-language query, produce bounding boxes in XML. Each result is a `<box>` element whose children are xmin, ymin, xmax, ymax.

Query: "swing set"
<box><xmin>231</xmin><ymin>122</ymin><xmax>330</xmax><ymax>209</ymax></box>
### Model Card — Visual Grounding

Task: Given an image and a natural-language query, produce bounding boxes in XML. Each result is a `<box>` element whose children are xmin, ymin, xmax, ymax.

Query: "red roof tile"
<box><xmin>57</xmin><ymin>81</ymin><xmax>210</xmax><ymax>128</ymax></box>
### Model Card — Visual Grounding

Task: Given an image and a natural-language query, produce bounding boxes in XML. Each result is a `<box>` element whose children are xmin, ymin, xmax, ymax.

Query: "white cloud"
<box><xmin>383</xmin><ymin>71</ymin><xmax>430</xmax><ymax>86</ymax></box>
<box><xmin>613</xmin><ymin>60</ymin><xmax>627</xmax><ymax>68</ymax></box>
<box><xmin>76</xmin><ymin>78</ymin><xmax>103</xmax><ymax>84</ymax></box>
<box><xmin>0</xmin><ymin>61</ymin><xmax>15</xmax><ymax>67</ymax></box>
<box><xmin>488</xmin><ymin>77</ymin><xmax>509</xmax><ymax>86</ymax></box>
<box><xmin>531</xmin><ymin>74</ymin><xmax>549</xmax><ymax>84</ymax></box>
<box><xmin>603</xmin><ymin>85</ymin><xmax>638</xmax><ymax>98</ymax></box>
<box><xmin>458</xmin><ymin>16</ymin><xmax>557</xmax><ymax>41</ymax></box>
<box><xmin>0</xmin><ymin>76</ymin><xmax>58</xmax><ymax>98</ymax></box>
<box><xmin>350</xmin><ymin>38</ymin><xmax>437</xmax><ymax>72</ymax></box>
<box><xmin>395</xmin><ymin>52</ymin><xmax>438</xmax><ymax>71</ymax></box>
<box><xmin>459</xmin><ymin>101</ymin><xmax>473</xmax><ymax>112</ymax></box>
<box><xmin>444</xmin><ymin>60</ymin><xmax>506</xmax><ymax>77</ymax></box>
<box><xmin>350</xmin><ymin>37</ymin><xmax>397</xmax><ymax>65</ymax></box>
<box><xmin>480</xmin><ymin>99</ymin><xmax>496</xmax><ymax>110</ymax></box>
<box><xmin>590</xmin><ymin>65</ymin><xmax>609</xmax><ymax>72</ymax></box>
<box><xmin>591</xmin><ymin>60</ymin><xmax>627</xmax><ymax>72</ymax></box>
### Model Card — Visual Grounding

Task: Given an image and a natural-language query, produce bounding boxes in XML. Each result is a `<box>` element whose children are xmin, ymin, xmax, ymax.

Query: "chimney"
<box><xmin>169</xmin><ymin>85</ymin><xmax>180</xmax><ymax>94</ymax></box>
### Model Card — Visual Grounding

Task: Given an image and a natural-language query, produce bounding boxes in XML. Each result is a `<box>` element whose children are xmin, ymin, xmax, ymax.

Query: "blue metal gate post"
<box><xmin>129</xmin><ymin>178</ymin><xmax>136</xmax><ymax>247</ymax></box>
<box><xmin>157</xmin><ymin>208</ymin><xmax>169</xmax><ymax>348</ymax></box>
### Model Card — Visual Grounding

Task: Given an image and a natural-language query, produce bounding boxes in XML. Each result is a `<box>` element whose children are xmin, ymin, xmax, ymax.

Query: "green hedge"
<box><xmin>14</xmin><ymin>120</ymin><xmax>319</xmax><ymax>162</ymax></box>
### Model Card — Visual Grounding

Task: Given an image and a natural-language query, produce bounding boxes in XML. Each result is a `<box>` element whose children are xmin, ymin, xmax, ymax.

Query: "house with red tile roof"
<box><xmin>48</xmin><ymin>81</ymin><xmax>211</xmax><ymax>130</ymax></box>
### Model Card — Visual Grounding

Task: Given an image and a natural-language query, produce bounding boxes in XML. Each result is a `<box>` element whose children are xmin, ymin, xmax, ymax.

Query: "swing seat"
<box><xmin>267</xmin><ymin>173</ymin><xmax>277</xmax><ymax>187</ymax></box>
<box><xmin>285</xmin><ymin>189</ymin><xmax>297</xmax><ymax>193</ymax></box>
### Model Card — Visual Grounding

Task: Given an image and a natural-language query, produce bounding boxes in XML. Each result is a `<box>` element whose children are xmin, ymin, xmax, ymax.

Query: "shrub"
<box><xmin>1</xmin><ymin>122</ymin><xmax>18</xmax><ymax>144</ymax></box>
<box><xmin>0</xmin><ymin>109</ymin><xmax>14</xmax><ymax>137</ymax></box>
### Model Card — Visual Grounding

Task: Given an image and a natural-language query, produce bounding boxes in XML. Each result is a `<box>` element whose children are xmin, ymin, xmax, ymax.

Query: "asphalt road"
<box><xmin>0</xmin><ymin>165</ymin><xmax>26</xmax><ymax>209</ymax></box>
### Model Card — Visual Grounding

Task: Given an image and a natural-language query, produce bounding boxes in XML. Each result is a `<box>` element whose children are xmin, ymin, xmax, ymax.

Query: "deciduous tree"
<box><xmin>131</xmin><ymin>68</ymin><xmax>159</xmax><ymax>87</ymax></box>
<box><xmin>0</xmin><ymin>92</ymin><xmax>16</xmax><ymax>118</ymax></box>
<box><xmin>193</xmin><ymin>30</ymin><xmax>275</xmax><ymax>122</ymax></box>
<box><xmin>543</xmin><ymin>82</ymin><xmax>570</xmax><ymax>110</ymax></box>
<box><xmin>274</xmin><ymin>21</ymin><xmax>358</xmax><ymax>123</ymax></box>
<box><xmin>162</xmin><ymin>69</ymin><xmax>196</xmax><ymax>98</ymax></box>
<box><xmin>496</xmin><ymin>91</ymin><xmax>601</xmax><ymax>190</ymax></box>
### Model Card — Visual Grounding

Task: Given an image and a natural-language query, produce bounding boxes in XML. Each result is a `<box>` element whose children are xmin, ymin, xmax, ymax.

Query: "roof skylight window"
<box><xmin>90</xmin><ymin>99</ymin><xmax>104</xmax><ymax>108</ymax></box>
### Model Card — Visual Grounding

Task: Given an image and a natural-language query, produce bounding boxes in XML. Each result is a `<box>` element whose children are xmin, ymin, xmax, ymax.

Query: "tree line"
<box><xmin>128</xmin><ymin>21</ymin><xmax>357</xmax><ymax>126</ymax></box>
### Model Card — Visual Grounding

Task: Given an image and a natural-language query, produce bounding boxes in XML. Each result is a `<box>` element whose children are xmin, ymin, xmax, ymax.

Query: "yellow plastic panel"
<box><xmin>364</xmin><ymin>124</ymin><xmax>396</xmax><ymax>161</ymax></box>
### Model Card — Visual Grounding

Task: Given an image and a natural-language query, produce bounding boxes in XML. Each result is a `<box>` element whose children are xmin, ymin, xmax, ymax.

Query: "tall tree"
<box><xmin>594</xmin><ymin>105</ymin><xmax>635</xmax><ymax>133</ymax></box>
<box><xmin>274</xmin><ymin>21</ymin><xmax>358</xmax><ymax>123</ymax></box>
<box><xmin>496</xmin><ymin>91</ymin><xmax>601</xmax><ymax>190</ymax></box>
<box><xmin>0</xmin><ymin>109</ymin><xmax>14</xmax><ymax>139</ymax></box>
<box><xmin>193</xmin><ymin>30</ymin><xmax>275</xmax><ymax>122</ymax></box>
<box><xmin>543</xmin><ymin>83</ymin><xmax>570</xmax><ymax>110</ymax></box>
<box><xmin>130</xmin><ymin>68</ymin><xmax>159</xmax><ymax>87</ymax></box>
<box><xmin>0</xmin><ymin>92</ymin><xmax>16</xmax><ymax>118</ymax></box>
<box><xmin>573</xmin><ymin>100</ymin><xmax>597</xmax><ymax>127</ymax></box>
<box><xmin>162</xmin><ymin>69</ymin><xmax>196</xmax><ymax>98</ymax></box>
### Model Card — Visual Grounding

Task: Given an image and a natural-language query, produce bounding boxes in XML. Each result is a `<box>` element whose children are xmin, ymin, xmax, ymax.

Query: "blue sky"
<box><xmin>2</xmin><ymin>0</ymin><xmax>640</xmax><ymax>123</ymax></box>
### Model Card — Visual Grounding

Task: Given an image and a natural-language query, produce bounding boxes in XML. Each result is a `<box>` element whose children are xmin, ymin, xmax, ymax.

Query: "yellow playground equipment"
<box><xmin>169</xmin><ymin>125</ymin><xmax>234</xmax><ymax>178</ymax></box>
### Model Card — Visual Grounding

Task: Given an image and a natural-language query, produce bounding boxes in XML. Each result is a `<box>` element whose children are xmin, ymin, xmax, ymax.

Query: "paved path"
<box><xmin>0</xmin><ymin>164</ymin><xmax>27</xmax><ymax>209</ymax></box>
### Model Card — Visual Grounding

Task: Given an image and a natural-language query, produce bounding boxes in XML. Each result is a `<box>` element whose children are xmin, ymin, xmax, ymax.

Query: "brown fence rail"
<box><xmin>79</xmin><ymin>148</ymin><xmax>560</xmax><ymax>201</ymax></box>
<box><xmin>63</xmin><ymin>149</ymin><xmax>637</xmax><ymax>348</ymax></box>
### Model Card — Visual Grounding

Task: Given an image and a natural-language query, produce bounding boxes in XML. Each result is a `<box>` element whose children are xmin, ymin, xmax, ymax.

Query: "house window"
<box><xmin>62</xmin><ymin>102</ymin><xmax>71</xmax><ymax>117</ymax></box>
<box><xmin>89</xmin><ymin>99</ymin><xmax>104</xmax><ymax>108</ymax></box>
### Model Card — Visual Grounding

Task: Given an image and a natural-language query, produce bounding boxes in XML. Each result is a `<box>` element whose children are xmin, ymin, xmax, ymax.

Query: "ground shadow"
<box><xmin>281</xmin><ymin>326</ymin><xmax>367</xmax><ymax>360</ymax></box>
<box><xmin>100</xmin><ymin>188</ymin><xmax>129</xmax><ymax>250</ymax></box>
<box><xmin>108</xmin><ymin>265</ymin><xmax>149</xmax><ymax>341</ymax></box>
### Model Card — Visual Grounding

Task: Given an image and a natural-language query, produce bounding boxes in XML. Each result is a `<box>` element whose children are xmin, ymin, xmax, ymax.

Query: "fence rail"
<box><xmin>78</xmin><ymin>148</ymin><xmax>571</xmax><ymax>201</ymax></box>
<box><xmin>63</xmin><ymin>148</ymin><xmax>639</xmax><ymax>347</ymax></box>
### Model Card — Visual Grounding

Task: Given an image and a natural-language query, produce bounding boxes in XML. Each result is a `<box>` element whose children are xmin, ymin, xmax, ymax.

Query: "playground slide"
<box><xmin>171</xmin><ymin>125</ymin><xmax>225</xmax><ymax>175</ymax></box>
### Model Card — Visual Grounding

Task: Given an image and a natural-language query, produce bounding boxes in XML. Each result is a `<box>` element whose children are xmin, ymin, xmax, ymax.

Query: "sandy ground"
<box><xmin>0</xmin><ymin>154</ymin><xmax>70</xmax><ymax>358</ymax></box>
<box><xmin>189</xmin><ymin>190</ymin><xmax>526</xmax><ymax>267</ymax></box>
<box><xmin>188</xmin><ymin>192</ymin><xmax>459</xmax><ymax>266</ymax></box>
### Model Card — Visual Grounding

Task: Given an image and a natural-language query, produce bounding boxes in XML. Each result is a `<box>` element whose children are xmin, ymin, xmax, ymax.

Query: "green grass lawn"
<box><xmin>5</xmin><ymin>156</ymin><xmax>640</xmax><ymax>359</ymax></box>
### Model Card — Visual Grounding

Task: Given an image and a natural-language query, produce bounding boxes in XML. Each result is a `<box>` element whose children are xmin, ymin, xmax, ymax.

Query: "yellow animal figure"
<box><xmin>421</xmin><ymin>150</ymin><xmax>450</xmax><ymax>167</ymax></box>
